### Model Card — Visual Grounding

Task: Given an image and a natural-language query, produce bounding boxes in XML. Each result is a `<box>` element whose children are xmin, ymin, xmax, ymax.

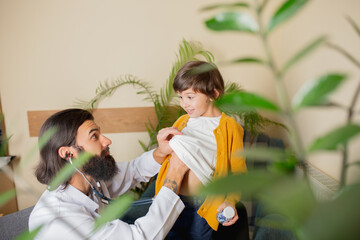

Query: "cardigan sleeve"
<box><xmin>225</xmin><ymin>119</ymin><xmax>247</xmax><ymax>205</ymax></box>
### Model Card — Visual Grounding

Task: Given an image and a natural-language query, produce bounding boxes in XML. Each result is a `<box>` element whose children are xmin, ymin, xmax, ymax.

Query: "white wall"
<box><xmin>0</xmin><ymin>0</ymin><xmax>359</xmax><ymax>210</ymax></box>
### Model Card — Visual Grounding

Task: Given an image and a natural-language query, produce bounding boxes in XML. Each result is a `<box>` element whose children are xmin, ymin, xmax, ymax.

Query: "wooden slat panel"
<box><xmin>27</xmin><ymin>107</ymin><xmax>157</xmax><ymax>137</ymax></box>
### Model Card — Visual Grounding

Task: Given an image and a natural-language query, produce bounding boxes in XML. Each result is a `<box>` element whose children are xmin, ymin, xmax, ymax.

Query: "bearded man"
<box><xmin>29</xmin><ymin>108</ymin><xmax>189</xmax><ymax>239</ymax></box>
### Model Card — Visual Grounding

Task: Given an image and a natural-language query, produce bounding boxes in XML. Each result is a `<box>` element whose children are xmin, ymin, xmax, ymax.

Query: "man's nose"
<box><xmin>101</xmin><ymin>135</ymin><xmax>112</xmax><ymax>147</ymax></box>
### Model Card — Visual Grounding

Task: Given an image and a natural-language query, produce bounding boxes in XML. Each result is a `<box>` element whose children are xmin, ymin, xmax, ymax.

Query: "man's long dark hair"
<box><xmin>35</xmin><ymin>109</ymin><xmax>94</xmax><ymax>186</ymax></box>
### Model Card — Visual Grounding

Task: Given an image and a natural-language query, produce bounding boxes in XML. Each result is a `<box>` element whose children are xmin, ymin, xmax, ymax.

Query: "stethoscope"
<box><xmin>68</xmin><ymin>156</ymin><xmax>153</xmax><ymax>206</ymax></box>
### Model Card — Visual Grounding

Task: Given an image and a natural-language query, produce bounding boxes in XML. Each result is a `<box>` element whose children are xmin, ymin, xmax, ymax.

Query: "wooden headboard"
<box><xmin>27</xmin><ymin>107</ymin><xmax>157</xmax><ymax>137</ymax></box>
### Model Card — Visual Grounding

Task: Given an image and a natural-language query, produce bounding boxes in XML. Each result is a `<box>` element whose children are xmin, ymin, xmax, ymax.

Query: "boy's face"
<box><xmin>177</xmin><ymin>88</ymin><xmax>217</xmax><ymax>118</ymax></box>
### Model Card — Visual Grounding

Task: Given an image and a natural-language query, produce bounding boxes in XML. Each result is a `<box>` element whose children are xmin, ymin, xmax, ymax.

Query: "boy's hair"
<box><xmin>173</xmin><ymin>61</ymin><xmax>224</xmax><ymax>99</ymax></box>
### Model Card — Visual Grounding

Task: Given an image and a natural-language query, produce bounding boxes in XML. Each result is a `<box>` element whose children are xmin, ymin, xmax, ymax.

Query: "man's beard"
<box><xmin>81</xmin><ymin>148</ymin><xmax>118</xmax><ymax>182</ymax></box>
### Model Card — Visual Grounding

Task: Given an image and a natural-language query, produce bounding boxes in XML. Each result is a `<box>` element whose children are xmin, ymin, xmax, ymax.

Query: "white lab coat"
<box><xmin>29</xmin><ymin>150</ymin><xmax>185</xmax><ymax>239</ymax></box>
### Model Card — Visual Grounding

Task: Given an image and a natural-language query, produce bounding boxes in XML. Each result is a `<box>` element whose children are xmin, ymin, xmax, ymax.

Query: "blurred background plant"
<box><xmin>200</xmin><ymin>0</ymin><xmax>360</xmax><ymax>239</ymax></box>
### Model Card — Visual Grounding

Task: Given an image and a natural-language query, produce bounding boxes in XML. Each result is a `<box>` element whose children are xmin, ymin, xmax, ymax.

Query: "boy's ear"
<box><xmin>214</xmin><ymin>89</ymin><xmax>220</xmax><ymax>99</ymax></box>
<box><xmin>58</xmin><ymin>146</ymin><xmax>71</xmax><ymax>160</ymax></box>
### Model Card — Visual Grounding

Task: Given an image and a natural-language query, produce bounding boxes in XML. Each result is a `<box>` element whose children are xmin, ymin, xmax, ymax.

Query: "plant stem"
<box><xmin>340</xmin><ymin>80</ymin><xmax>360</xmax><ymax>187</ymax></box>
<box><xmin>253</xmin><ymin>1</ymin><xmax>306</xmax><ymax>166</ymax></box>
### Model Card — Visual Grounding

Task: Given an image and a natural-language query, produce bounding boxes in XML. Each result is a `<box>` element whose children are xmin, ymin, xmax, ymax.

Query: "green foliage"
<box><xmin>15</xmin><ymin>226</ymin><xmax>42</xmax><ymax>240</ymax></box>
<box><xmin>0</xmin><ymin>189</ymin><xmax>16</xmax><ymax>208</ymax></box>
<box><xmin>292</xmin><ymin>73</ymin><xmax>347</xmax><ymax>110</ymax></box>
<box><xmin>93</xmin><ymin>194</ymin><xmax>133</xmax><ymax>232</ymax></box>
<box><xmin>48</xmin><ymin>152</ymin><xmax>92</xmax><ymax>191</ymax></box>
<box><xmin>201</xmin><ymin>0</ymin><xmax>360</xmax><ymax>239</ymax></box>
<box><xmin>19</xmin><ymin>127</ymin><xmax>57</xmax><ymax>170</ymax></box>
<box><xmin>281</xmin><ymin>36</ymin><xmax>327</xmax><ymax>75</ymax></box>
<box><xmin>205</xmin><ymin>12</ymin><xmax>258</xmax><ymax>33</ymax></box>
<box><xmin>267</xmin><ymin>0</ymin><xmax>309</xmax><ymax>33</ymax></box>
<box><xmin>0</xmin><ymin>114</ymin><xmax>11</xmax><ymax>157</ymax></box>
<box><xmin>216</xmin><ymin>91</ymin><xmax>279</xmax><ymax>112</ymax></box>
<box><xmin>308</xmin><ymin>124</ymin><xmax>360</xmax><ymax>152</ymax></box>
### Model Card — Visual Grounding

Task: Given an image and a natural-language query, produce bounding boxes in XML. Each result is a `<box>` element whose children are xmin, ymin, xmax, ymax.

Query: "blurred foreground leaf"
<box><xmin>0</xmin><ymin>189</ymin><xmax>16</xmax><ymax>208</ymax></box>
<box><xmin>281</xmin><ymin>36</ymin><xmax>327</xmax><ymax>75</ymax></box>
<box><xmin>230</xmin><ymin>57</ymin><xmax>266</xmax><ymax>65</ymax></box>
<box><xmin>346</xmin><ymin>15</ymin><xmax>360</xmax><ymax>38</ymax></box>
<box><xmin>260</xmin><ymin>178</ymin><xmax>316</xmax><ymax>229</ymax></box>
<box><xmin>93</xmin><ymin>194</ymin><xmax>133</xmax><ymax>232</ymax></box>
<box><xmin>15</xmin><ymin>226</ymin><xmax>42</xmax><ymax>240</ymax></box>
<box><xmin>20</xmin><ymin>127</ymin><xmax>57</xmax><ymax>170</ymax></box>
<box><xmin>268</xmin><ymin>0</ymin><xmax>309</xmax><ymax>33</ymax></box>
<box><xmin>200</xmin><ymin>171</ymin><xmax>284</xmax><ymax>198</ymax></box>
<box><xmin>240</xmin><ymin>147</ymin><xmax>290</xmax><ymax>165</ymax></box>
<box><xmin>216</xmin><ymin>91</ymin><xmax>279</xmax><ymax>112</ymax></box>
<box><xmin>200</xmin><ymin>2</ymin><xmax>249</xmax><ymax>11</ymax></box>
<box><xmin>298</xmin><ymin>184</ymin><xmax>360</xmax><ymax>240</ymax></box>
<box><xmin>292</xmin><ymin>73</ymin><xmax>346</xmax><ymax>110</ymax></box>
<box><xmin>205</xmin><ymin>12</ymin><xmax>258</xmax><ymax>33</ymax></box>
<box><xmin>48</xmin><ymin>152</ymin><xmax>92</xmax><ymax>191</ymax></box>
<box><xmin>308</xmin><ymin>124</ymin><xmax>360</xmax><ymax>152</ymax></box>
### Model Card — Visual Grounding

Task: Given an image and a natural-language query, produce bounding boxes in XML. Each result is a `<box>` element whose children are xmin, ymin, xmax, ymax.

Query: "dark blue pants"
<box><xmin>166</xmin><ymin>195</ymin><xmax>213</xmax><ymax>240</ymax></box>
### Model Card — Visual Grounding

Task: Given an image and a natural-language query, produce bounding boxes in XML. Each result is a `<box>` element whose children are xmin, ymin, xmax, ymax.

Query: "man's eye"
<box><xmin>188</xmin><ymin>96</ymin><xmax>194</xmax><ymax>99</ymax></box>
<box><xmin>91</xmin><ymin>134</ymin><xmax>99</xmax><ymax>140</ymax></box>
<box><xmin>178</xmin><ymin>96</ymin><xmax>183</xmax><ymax>99</ymax></box>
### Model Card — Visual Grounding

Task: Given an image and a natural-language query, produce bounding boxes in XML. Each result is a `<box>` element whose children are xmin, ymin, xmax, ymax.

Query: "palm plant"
<box><xmin>76</xmin><ymin>39</ymin><xmax>277</xmax><ymax>151</ymax></box>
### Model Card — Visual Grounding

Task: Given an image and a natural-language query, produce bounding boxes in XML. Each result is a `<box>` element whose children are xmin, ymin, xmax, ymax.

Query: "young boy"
<box><xmin>155</xmin><ymin>61</ymin><xmax>247</xmax><ymax>239</ymax></box>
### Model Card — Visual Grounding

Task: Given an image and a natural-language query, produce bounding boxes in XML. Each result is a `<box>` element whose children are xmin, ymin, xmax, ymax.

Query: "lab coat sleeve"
<box><xmin>107</xmin><ymin>149</ymin><xmax>161</xmax><ymax>196</ymax></box>
<box><xmin>90</xmin><ymin>187</ymin><xmax>184</xmax><ymax>240</ymax></box>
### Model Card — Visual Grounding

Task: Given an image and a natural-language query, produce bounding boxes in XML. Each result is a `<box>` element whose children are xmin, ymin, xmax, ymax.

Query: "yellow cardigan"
<box><xmin>155</xmin><ymin>112</ymin><xmax>247</xmax><ymax>230</ymax></box>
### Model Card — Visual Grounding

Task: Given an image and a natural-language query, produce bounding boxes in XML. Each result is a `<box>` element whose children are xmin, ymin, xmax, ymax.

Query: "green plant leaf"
<box><xmin>0</xmin><ymin>189</ymin><xmax>16</xmax><ymax>208</ymax></box>
<box><xmin>200</xmin><ymin>2</ymin><xmax>249</xmax><ymax>11</ymax></box>
<box><xmin>48</xmin><ymin>152</ymin><xmax>92</xmax><ymax>191</ymax></box>
<box><xmin>200</xmin><ymin>170</ymin><xmax>284</xmax><ymax>198</ymax></box>
<box><xmin>267</xmin><ymin>0</ymin><xmax>309</xmax><ymax>33</ymax></box>
<box><xmin>15</xmin><ymin>226</ymin><xmax>42</xmax><ymax>240</ymax></box>
<box><xmin>19</xmin><ymin>127</ymin><xmax>57</xmax><ymax>170</ymax></box>
<box><xmin>260</xmin><ymin>178</ymin><xmax>316</xmax><ymax>229</ymax></box>
<box><xmin>292</xmin><ymin>73</ymin><xmax>347</xmax><ymax>110</ymax></box>
<box><xmin>215</xmin><ymin>91</ymin><xmax>279</xmax><ymax>112</ymax></box>
<box><xmin>298</xmin><ymin>183</ymin><xmax>360</xmax><ymax>240</ymax></box>
<box><xmin>93</xmin><ymin>194</ymin><xmax>133</xmax><ymax>232</ymax></box>
<box><xmin>281</xmin><ymin>36</ymin><xmax>327</xmax><ymax>75</ymax></box>
<box><xmin>230</xmin><ymin>57</ymin><xmax>266</xmax><ymax>65</ymax></box>
<box><xmin>345</xmin><ymin>15</ymin><xmax>360</xmax><ymax>38</ymax></box>
<box><xmin>240</xmin><ymin>147</ymin><xmax>288</xmax><ymax>162</ymax></box>
<box><xmin>205</xmin><ymin>12</ymin><xmax>258</xmax><ymax>33</ymax></box>
<box><xmin>308</xmin><ymin>124</ymin><xmax>360</xmax><ymax>152</ymax></box>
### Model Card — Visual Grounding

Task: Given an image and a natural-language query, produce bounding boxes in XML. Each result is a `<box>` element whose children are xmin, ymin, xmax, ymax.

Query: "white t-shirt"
<box><xmin>169</xmin><ymin>116</ymin><xmax>221</xmax><ymax>184</ymax></box>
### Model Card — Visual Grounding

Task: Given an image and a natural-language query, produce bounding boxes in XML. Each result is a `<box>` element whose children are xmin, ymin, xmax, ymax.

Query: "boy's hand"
<box><xmin>217</xmin><ymin>201</ymin><xmax>239</xmax><ymax>226</ymax></box>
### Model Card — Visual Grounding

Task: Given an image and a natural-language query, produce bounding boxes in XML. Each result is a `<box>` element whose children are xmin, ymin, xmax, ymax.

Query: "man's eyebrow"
<box><xmin>89</xmin><ymin>127</ymin><xmax>100</xmax><ymax>135</ymax></box>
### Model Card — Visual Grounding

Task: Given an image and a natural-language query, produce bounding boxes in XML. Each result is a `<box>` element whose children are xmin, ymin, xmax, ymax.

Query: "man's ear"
<box><xmin>58</xmin><ymin>146</ymin><xmax>71</xmax><ymax>160</ymax></box>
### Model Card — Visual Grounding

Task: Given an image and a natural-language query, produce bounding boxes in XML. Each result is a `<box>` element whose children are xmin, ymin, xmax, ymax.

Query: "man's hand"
<box><xmin>217</xmin><ymin>201</ymin><xmax>239</xmax><ymax>226</ymax></box>
<box><xmin>163</xmin><ymin>153</ymin><xmax>189</xmax><ymax>193</ymax></box>
<box><xmin>153</xmin><ymin>127</ymin><xmax>182</xmax><ymax>164</ymax></box>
